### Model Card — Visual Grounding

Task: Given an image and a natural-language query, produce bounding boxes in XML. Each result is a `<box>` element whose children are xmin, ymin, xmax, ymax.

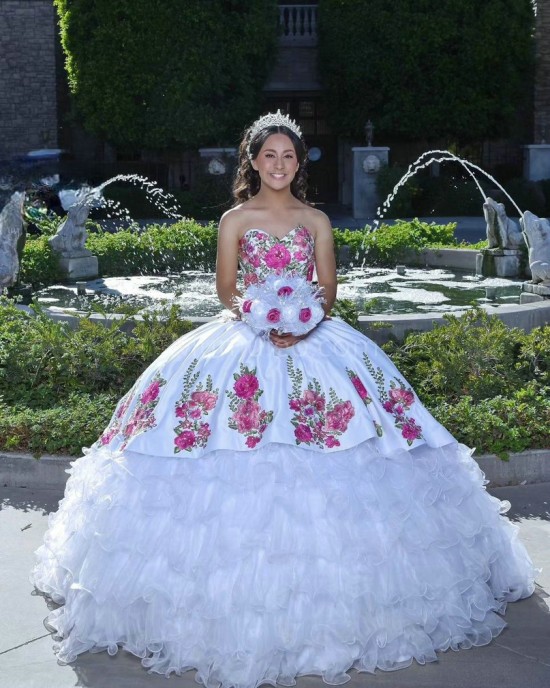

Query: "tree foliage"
<box><xmin>54</xmin><ymin>0</ymin><xmax>278</xmax><ymax>149</ymax></box>
<box><xmin>318</xmin><ymin>0</ymin><xmax>535</xmax><ymax>141</ymax></box>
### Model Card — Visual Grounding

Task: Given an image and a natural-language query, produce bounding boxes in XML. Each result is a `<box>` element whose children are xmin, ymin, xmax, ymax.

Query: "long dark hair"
<box><xmin>232</xmin><ymin>124</ymin><xmax>309</xmax><ymax>205</ymax></box>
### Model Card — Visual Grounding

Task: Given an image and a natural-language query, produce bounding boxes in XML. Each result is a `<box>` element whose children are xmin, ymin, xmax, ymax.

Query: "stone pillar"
<box><xmin>351</xmin><ymin>147</ymin><xmax>390</xmax><ymax>219</ymax></box>
<box><xmin>523</xmin><ymin>144</ymin><xmax>550</xmax><ymax>181</ymax></box>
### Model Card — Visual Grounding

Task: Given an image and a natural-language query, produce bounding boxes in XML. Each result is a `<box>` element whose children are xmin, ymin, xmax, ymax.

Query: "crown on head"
<box><xmin>246</xmin><ymin>109</ymin><xmax>303</xmax><ymax>158</ymax></box>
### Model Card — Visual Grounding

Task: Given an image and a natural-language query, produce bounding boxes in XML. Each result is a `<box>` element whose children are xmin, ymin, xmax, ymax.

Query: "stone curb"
<box><xmin>1</xmin><ymin>449</ymin><xmax>549</xmax><ymax>491</ymax></box>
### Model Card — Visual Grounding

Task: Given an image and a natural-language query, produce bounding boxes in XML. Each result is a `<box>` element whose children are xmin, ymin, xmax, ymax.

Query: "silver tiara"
<box><xmin>246</xmin><ymin>110</ymin><xmax>302</xmax><ymax>157</ymax></box>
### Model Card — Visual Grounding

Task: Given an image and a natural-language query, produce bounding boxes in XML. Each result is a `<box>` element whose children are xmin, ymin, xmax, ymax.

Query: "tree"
<box><xmin>54</xmin><ymin>0</ymin><xmax>278</xmax><ymax>150</ymax></box>
<box><xmin>318</xmin><ymin>0</ymin><xmax>535</xmax><ymax>142</ymax></box>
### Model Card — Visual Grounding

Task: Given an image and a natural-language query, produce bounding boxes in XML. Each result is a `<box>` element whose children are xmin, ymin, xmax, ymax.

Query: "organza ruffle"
<box><xmin>31</xmin><ymin>439</ymin><xmax>535</xmax><ymax>688</ymax></box>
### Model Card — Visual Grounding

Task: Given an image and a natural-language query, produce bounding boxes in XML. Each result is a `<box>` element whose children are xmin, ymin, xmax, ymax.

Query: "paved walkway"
<box><xmin>1</xmin><ymin>482</ymin><xmax>549</xmax><ymax>688</ymax></box>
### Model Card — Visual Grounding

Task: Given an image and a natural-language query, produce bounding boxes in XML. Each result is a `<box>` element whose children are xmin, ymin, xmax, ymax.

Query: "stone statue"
<box><xmin>0</xmin><ymin>192</ymin><xmax>25</xmax><ymax>287</ymax></box>
<box><xmin>520</xmin><ymin>211</ymin><xmax>550</xmax><ymax>284</ymax></box>
<box><xmin>48</xmin><ymin>189</ymin><xmax>94</xmax><ymax>257</ymax></box>
<box><xmin>483</xmin><ymin>197</ymin><xmax>524</xmax><ymax>250</ymax></box>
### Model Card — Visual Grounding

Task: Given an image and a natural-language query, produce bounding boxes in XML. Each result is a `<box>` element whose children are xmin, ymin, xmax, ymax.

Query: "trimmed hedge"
<box><xmin>21</xmin><ymin>219</ymin><xmax>467</xmax><ymax>286</ymax></box>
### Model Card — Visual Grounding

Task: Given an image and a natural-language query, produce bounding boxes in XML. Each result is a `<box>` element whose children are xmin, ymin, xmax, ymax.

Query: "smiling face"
<box><xmin>251</xmin><ymin>133</ymin><xmax>300</xmax><ymax>191</ymax></box>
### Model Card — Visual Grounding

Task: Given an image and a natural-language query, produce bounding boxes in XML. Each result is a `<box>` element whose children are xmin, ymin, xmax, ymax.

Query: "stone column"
<box><xmin>351</xmin><ymin>147</ymin><xmax>390</xmax><ymax>219</ymax></box>
<box><xmin>523</xmin><ymin>144</ymin><xmax>550</xmax><ymax>180</ymax></box>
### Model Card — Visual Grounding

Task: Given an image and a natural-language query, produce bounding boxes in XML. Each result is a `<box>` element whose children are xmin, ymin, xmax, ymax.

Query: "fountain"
<box><xmin>0</xmin><ymin>153</ymin><xmax>547</xmax><ymax>344</ymax></box>
<box><xmin>477</xmin><ymin>198</ymin><xmax>526</xmax><ymax>278</ymax></box>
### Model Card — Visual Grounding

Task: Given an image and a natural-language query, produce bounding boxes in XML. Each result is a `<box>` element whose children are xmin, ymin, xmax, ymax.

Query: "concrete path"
<box><xmin>1</xmin><ymin>482</ymin><xmax>549</xmax><ymax>688</ymax></box>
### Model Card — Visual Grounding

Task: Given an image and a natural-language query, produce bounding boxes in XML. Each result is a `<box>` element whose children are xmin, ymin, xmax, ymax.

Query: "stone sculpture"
<box><xmin>521</xmin><ymin>211</ymin><xmax>550</xmax><ymax>284</ymax></box>
<box><xmin>48</xmin><ymin>187</ymin><xmax>99</xmax><ymax>280</ymax></box>
<box><xmin>49</xmin><ymin>190</ymin><xmax>92</xmax><ymax>256</ymax></box>
<box><xmin>483</xmin><ymin>197</ymin><xmax>524</xmax><ymax>250</ymax></box>
<box><xmin>0</xmin><ymin>192</ymin><xmax>25</xmax><ymax>287</ymax></box>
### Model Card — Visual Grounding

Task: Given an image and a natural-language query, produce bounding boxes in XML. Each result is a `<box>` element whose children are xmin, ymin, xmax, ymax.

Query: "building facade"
<box><xmin>0</xmin><ymin>0</ymin><xmax>58</xmax><ymax>159</ymax></box>
<box><xmin>0</xmin><ymin>1</ymin><xmax>545</xmax><ymax>202</ymax></box>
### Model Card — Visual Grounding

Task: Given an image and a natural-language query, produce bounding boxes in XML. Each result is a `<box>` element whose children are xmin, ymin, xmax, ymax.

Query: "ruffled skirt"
<box><xmin>32</xmin><ymin>436</ymin><xmax>534</xmax><ymax>687</ymax></box>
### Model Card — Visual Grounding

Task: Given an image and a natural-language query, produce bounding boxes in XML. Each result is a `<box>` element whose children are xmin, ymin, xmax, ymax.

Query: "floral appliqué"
<box><xmin>227</xmin><ymin>364</ymin><xmax>273</xmax><ymax>448</ymax></box>
<box><xmin>362</xmin><ymin>354</ymin><xmax>423</xmax><ymax>445</ymax></box>
<box><xmin>118</xmin><ymin>373</ymin><xmax>167</xmax><ymax>448</ymax></box>
<box><xmin>173</xmin><ymin>359</ymin><xmax>219</xmax><ymax>453</ymax></box>
<box><xmin>287</xmin><ymin>357</ymin><xmax>355</xmax><ymax>448</ymax></box>
<box><xmin>346</xmin><ymin>368</ymin><xmax>384</xmax><ymax>437</ymax></box>
<box><xmin>98</xmin><ymin>387</ymin><xmax>136</xmax><ymax>446</ymax></box>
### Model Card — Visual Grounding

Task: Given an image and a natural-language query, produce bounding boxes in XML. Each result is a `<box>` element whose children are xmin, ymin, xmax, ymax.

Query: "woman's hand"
<box><xmin>269</xmin><ymin>331</ymin><xmax>306</xmax><ymax>348</ymax></box>
<box><xmin>269</xmin><ymin>316</ymin><xmax>330</xmax><ymax>348</ymax></box>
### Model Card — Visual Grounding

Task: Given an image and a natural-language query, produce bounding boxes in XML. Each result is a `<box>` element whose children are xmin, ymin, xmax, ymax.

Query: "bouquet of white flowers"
<box><xmin>236</xmin><ymin>274</ymin><xmax>325</xmax><ymax>336</ymax></box>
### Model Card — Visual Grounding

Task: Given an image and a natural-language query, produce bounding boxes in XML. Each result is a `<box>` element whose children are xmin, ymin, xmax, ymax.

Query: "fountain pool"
<box><xmin>34</xmin><ymin>266</ymin><xmax>523</xmax><ymax>318</ymax></box>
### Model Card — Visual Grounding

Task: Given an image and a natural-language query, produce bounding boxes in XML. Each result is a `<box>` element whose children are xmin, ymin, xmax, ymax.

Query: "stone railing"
<box><xmin>278</xmin><ymin>4</ymin><xmax>318</xmax><ymax>45</ymax></box>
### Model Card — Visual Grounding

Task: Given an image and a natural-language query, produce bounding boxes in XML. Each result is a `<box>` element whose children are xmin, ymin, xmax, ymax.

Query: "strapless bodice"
<box><xmin>239</xmin><ymin>225</ymin><xmax>315</xmax><ymax>287</ymax></box>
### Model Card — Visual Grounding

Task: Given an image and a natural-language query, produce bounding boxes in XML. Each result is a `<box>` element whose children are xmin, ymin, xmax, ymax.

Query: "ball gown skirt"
<box><xmin>31</xmin><ymin>227</ymin><xmax>535</xmax><ymax>687</ymax></box>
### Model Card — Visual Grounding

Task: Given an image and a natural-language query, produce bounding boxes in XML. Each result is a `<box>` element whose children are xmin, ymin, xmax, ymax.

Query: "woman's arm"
<box><xmin>215</xmin><ymin>213</ymin><xmax>242</xmax><ymax>313</ymax></box>
<box><xmin>313</xmin><ymin>214</ymin><xmax>337</xmax><ymax>314</ymax></box>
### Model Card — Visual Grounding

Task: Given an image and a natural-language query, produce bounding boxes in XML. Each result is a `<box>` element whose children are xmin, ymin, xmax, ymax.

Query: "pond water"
<box><xmin>35</xmin><ymin>266</ymin><xmax>523</xmax><ymax>317</ymax></box>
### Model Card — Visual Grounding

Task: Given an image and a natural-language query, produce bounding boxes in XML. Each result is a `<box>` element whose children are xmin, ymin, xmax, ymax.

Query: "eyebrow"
<box><xmin>262</xmin><ymin>148</ymin><xmax>295</xmax><ymax>153</ymax></box>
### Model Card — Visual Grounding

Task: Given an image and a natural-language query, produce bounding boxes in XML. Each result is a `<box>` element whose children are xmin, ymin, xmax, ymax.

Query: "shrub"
<box><xmin>383</xmin><ymin>308</ymin><xmax>547</xmax><ymax>404</ymax></box>
<box><xmin>0</xmin><ymin>299</ymin><xmax>194</xmax><ymax>409</ymax></box>
<box><xmin>363</xmin><ymin>219</ymin><xmax>457</xmax><ymax>266</ymax></box>
<box><xmin>85</xmin><ymin>221</ymin><xmax>218</xmax><ymax>275</ymax></box>
<box><xmin>19</xmin><ymin>236</ymin><xmax>63</xmax><ymax>286</ymax></box>
<box><xmin>0</xmin><ymin>393</ymin><xmax>117</xmax><ymax>456</ymax></box>
<box><xmin>431</xmin><ymin>385</ymin><xmax>549</xmax><ymax>459</ymax></box>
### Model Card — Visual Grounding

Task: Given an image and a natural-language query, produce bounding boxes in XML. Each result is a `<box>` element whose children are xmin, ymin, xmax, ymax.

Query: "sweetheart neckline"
<box><xmin>240</xmin><ymin>225</ymin><xmax>312</xmax><ymax>243</ymax></box>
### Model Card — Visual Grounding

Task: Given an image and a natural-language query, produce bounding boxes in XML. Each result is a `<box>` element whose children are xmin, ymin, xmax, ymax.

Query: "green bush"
<box><xmin>0</xmin><ymin>299</ymin><xmax>194</xmax><ymax>409</ymax></box>
<box><xmin>431</xmin><ymin>385</ymin><xmax>549</xmax><ymax>459</ymax></box>
<box><xmin>85</xmin><ymin>221</ymin><xmax>218</xmax><ymax>276</ymax></box>
<box><xmin>383</xmin><ymin>308</ymin><xmax>548</xmax><ymax>404</ymax></box>
<box><xmin>365</xmin><ymin>219</ymin><xmax>457</xmax><ymax>266</ymax></box>
<box><xmin>0</xmin><ymin>392</ymin><xmax>117</xmax><ymax>456</ymax></box>
<box><xmin>333</xmin><ymin>220</ymin><xmax>458</xmax><ymax>267</ymax></box>
<box><xmin>19</xmin><ymin>236</ymin><xmax>63</xmax><ymax>286</ymax></box>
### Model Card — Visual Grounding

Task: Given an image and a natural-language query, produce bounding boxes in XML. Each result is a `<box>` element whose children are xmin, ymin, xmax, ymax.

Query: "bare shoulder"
<box><xmin>219</xmin><ymin>202</ymin><xmax>259</xmax><ymax>239</ymax></box>
<box><xmin>302</xmin><ymin>206</ymin><xmax>333</xmax><ymax>240</ymax></box>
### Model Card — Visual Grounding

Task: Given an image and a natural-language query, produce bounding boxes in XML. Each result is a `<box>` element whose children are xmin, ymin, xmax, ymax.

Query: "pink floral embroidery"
<box><xmin>287</xmin><ymin>358</ymin><xmax>355</xmax><ymax>448</ymax></box>
<box><xmin>264</xmin><ymin>244</ymin><xmax>291</xmax><ymax>270</ymax></box>
<box><xmin>227</xmin><ymin>364</ymin><xmax>273</xmax><ymax>447</ymax></box>
<box><xmin>119</xmin><ymin>373</ymin><xmax>167</xmax><ymax>448</ymax></box>
<box><xmin>173</xmin><ymin>359</ymin><xmax>219</xmax><ymax>454</ymax></box>
<box><xmin>98</xmin><ymin>387</ymin><xmax>135</xmax><ymax>446</ymax></box>
<box><xmin>361</xmin><ymin>354</ymin><xmax>423</xmax><ymax>446</ymax></box>
<box><xmin>238</xmin><ymin>227</ymin><xmax>315</xmax><ymax>287</ymax></box>
<box><xmin>346</xmin><ymin>369</ymin><xmax>384</xmax><ymax>437</ymax></box>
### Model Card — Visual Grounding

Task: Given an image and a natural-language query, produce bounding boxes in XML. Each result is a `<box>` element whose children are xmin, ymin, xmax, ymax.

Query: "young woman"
<box><xmin>32</xmin><ymin>111</ymin><xmax>535</xmax><ymax>687</ymax></box>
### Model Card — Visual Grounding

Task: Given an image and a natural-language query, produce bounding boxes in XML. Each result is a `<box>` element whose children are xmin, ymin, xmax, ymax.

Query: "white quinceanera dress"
<box><xmin>32</xmin><ymin>225</ymin><xmax>535</xmax><ymax>687</ymax></box>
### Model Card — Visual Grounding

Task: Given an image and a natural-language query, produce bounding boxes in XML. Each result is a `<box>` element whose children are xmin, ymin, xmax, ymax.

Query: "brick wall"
<box><xmin>0</xmin><ymin>0</ymin><xmax>58</xmax><ymax>158</ymax></box>
<box><xmin>535</xmin><ymin>0</ymin><xmax>550</xmax><ymax>142</ymax></box>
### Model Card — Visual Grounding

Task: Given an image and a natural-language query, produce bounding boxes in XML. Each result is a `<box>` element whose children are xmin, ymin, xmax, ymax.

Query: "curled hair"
<box><xmin>232</xmin><ymin>124</ymin><xmax>309</xmax><ymax>205</ymax></box>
